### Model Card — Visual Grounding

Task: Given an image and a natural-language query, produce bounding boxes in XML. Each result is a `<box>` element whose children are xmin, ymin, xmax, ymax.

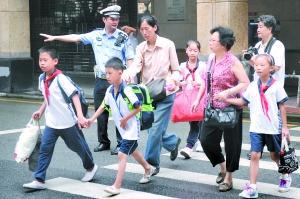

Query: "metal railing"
<box><xmin>286</xmin><ymin>73</ymin><xmax>300</xmax><ymax>107</ymax></box>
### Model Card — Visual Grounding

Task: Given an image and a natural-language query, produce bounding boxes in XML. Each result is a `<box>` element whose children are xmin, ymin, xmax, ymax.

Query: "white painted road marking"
<box><xmin>104</xmin><ymin>163</ymin><xmax>300</xmax><ymax>199</ymax></box>
<box><xmin>0</xmin><ymin>126</ymin><xmax>45</xmax><ymax>135</ymax></box>
<box><xmin>163</xmin><ymin>152</ymin><xmax>300</xmax><ymax>174</ymax></box>
<box><xmin>46</xmin><ymin>177</ymin><xmax>176</xmax><ymax>199</ymax></box>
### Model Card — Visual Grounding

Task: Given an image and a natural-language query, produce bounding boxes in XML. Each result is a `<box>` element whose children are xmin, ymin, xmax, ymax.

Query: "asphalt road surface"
<box><xmin>0</xmin><ymin>97</ymin><xmax>299</xmax><ymax>199</ymax></box>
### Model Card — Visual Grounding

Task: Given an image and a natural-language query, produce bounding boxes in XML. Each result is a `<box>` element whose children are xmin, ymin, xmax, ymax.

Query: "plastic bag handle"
<box><xmin>26</xmin><ymin>118</ymin><xmax>42</xmax><ymax>134</ymax></box>
<box><xmin>281</xmin><ymin>137</ymin><xmax>290</xmax><ymax>152</ymax></box>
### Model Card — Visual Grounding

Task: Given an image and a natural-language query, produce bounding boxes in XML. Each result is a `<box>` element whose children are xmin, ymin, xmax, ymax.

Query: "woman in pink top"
<box><xmin>123</xmin><ymin>15</ymin><xmax>181</xmax><ymax>176</ymax></box>
<box><xmin>193</xmin><ymin>26</ymin><xmax>249</xmax><ymax>192</ymax></box>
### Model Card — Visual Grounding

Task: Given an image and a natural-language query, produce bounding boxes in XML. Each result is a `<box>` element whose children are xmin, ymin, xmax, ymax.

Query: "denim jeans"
<box><xmin>186</xmin><ymin>121</ymin><xmax>202</xmax><ymax>149</ymax></box>
<box><xmin>144</xmin><ymin>93</ymin><xmax>179</xmax><ymax>168</ymax></box>
<box><xmin>34</xmin><ymin>125</ymin><xmax>94</xmax><ymax>182</ymax></box>
<box><xmin>94</xmin><ymin>78</ymin><xmax>122</xmax><ymax>146</ymax></box>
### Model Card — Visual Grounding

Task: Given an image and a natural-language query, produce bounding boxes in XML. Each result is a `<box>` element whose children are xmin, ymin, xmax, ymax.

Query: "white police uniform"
<box><xmin>79</xmin><ymin>5</ymin><xmax>134</xmax><ymax>79</ymax></box>
<box><xmin>79</xmin><ymin>5</ymin><xmax>134</xmax><ymax>149</ymax></box>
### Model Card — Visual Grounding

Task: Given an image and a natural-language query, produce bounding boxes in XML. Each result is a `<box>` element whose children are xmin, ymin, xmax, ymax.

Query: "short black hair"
<box><xmin>138</xmin><ymin>15</ymin><xmax>159</xmax><ymax>34</ymax></box>
<box><xmin>105</xmin><ymin>57</ymin><xmax>125</xmax><ymax>70</ymax></box>
<box><xmin>258</xmin><ymin>15</ymin><xmax>277</xmax><ymax>34</ymax></box>
<box><xmin>38</xmin><ymin>46</ymin><xmax>59</xmax><ymax>59</ymax></box>
<box><xmin>210</xmin><ymin>26</ymin><xmax>235</xmax><ymax>51</ymax></box>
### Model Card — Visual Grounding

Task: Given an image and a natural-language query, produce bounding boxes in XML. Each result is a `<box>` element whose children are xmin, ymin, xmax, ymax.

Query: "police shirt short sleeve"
<box><xmin>124</xmin><ymin>37</ymin><xmax>135</xmax><ymax>60</ymax></box>
<box><xmin>80</xmin><ymin>31</ymin><xmax>96</xmax><ymax>45</ymax></box>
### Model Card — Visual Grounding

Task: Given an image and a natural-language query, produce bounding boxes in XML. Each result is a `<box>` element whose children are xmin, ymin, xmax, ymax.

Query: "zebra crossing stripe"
<box><xmin>162</xmin><ymin>152</ymin><xmax>300</xmax><ymax>174</ymax></box>
<box><xmin>290</xmin><ymin>136</ymin><xmax>300</xmax><ymax>142</ymax></box>
<box><xmin>211</xmin><ymin>142</ymin><xmax>300</xmax><ymax>157</ymax></box>
<box><xmin>0</xmin><ymin>126</ymin><xmax>45</xmax><ymax>135</ymax></box>
<box><xmin>46</xmin><ymin>177</ymin><xmax>176</xmax><ymax>199</ymax></box>
<box><xmin>290</xmin><ymin>126</ymin><xmax>300</xmax><ymax>131</ymax></box>
<box><xmin>103</xmin><ymin>163</ymin><xmax>300</xmax><ymax>199</ymax></box>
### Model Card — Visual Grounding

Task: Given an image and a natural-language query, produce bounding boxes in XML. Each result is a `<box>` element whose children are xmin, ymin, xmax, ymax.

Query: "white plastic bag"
<box><xmin>14</xmin><ymin>118</ymin><xmax>41</xmax><ymax>163</ymax></box>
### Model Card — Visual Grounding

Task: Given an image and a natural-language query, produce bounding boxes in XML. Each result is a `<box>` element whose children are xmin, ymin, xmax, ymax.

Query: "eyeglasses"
<box><xmin>209</xmin><ymin>39</ymin><xmax>219</xmax><ymax>43</ymax></box>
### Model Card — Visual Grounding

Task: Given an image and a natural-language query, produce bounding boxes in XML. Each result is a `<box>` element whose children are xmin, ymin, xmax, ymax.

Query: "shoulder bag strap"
<box><xmin>264</xmin><ymin>37</ymin><xmax>277</xmax><ymax>54</ymax></box>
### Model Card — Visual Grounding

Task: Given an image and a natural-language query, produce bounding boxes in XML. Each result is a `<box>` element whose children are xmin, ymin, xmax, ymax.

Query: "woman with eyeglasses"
<box><xmin>192</xmin><ymin>26</ymin><xmax>249</xmax><ymax>192</ymax></box>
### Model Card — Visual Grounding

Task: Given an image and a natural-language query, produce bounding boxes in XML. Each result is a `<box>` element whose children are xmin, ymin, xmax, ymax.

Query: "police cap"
<box><xmin>99</xmin><ymin>5</ymin><xmax>121</xmax><ymax>19</ymax></box>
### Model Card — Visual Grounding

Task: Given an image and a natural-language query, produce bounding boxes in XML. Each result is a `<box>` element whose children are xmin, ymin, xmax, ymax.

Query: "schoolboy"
<box><xmin>224</xmin><ymin>54</ymin><xmax>291</xmax><ymax>198</ymax></box>
<box><xmin>87</xmin><ymin>57</ymin><xmax>153</xmax><ymax>195</ymax></box>
<box><xmin>23</xmin><ymin>46</ymin><xmax>98</xmax><ymax>190</ymax></box>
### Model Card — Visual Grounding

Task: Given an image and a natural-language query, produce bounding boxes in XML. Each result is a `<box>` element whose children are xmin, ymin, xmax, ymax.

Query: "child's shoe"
<box><xmin>139</xmin><ymin>167</ymin><xmax>154</xmax><ymax>184</ymax></box>
<box><xmin>23</xmin><ymin>180</ymin><xmax>46</xmax><ymax>190</ymax></box>
<box><xmin>239</xmin><ymin>183</ymin><xmax>258</xmax><ymax>198</ymax></box>
<box><xmin>104</xmin><ymin>186</ymin><xmax>120</xmax><ymax>195</ymax></box>
<box><xmin>180</xmin><ymin>147</ymin><xmax>192</xmax><ymax>159</ymax></box>
<box><xmin>278</xmin><ymin>174</ymin><xmax>292</xmax><ymax>192</ymax></box>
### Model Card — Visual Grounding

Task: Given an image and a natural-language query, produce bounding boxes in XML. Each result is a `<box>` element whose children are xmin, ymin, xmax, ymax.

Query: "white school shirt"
<box><xmin>253</xmin><ymin>40</ymin><xmax>285</xmax><ymax>87</ymax></box>
<box><xmin>39</xmin><ymin>73</ymin><xmax>77</xmax><ymax>129</ymax></box>
<box><xmin>178</xmin><ymin>61</ymin><xmax>206</xmax><ymax>89</ymax></box>
<box><xmin>101</xmin><ymin>83</ymin><xmax>140</xmax><ymax>140</ymax></box>
<box><xmin>242</xmin><ymin>79</ymin><xmax>288</xmax><ymax>134</ymax></box>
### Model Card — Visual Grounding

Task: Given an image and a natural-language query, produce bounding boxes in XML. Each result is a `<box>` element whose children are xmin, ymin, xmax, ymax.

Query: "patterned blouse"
<box><xmin>205</xmin><ymin>52</ymin><xmax>239</xmax><ymax>109</ymax></box>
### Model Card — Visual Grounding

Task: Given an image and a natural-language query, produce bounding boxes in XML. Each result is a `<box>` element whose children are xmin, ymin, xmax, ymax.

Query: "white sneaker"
<box><xmin>81</xmin><ymin>164</ymin><xmax>98</xmax><ymax>182</ymax></box>
<box><xmin>195</xmin><ymin>140</ymin><xmax>203</xmax><ymax>152</ymax></box>
<box><xmin>104</xmin><ymin>186</ymin><xmax>120</xmax><ymax>195</ymax></box>
<box><xmin>139</xmin><ymin>167</ymin><xmax>154</xmax><ymax>184</ymax></box>
<box><xmin>239</xmin><ymin>183</ymin><xmax>258</xmax><ymax>198</ymax></box>
<box><xmin>278</xmin><ymin>174</ymin><xmax>292</xmax><ymax>192</ymax></box>
<box><xmin>23</xmin><ymin>181</ymin><xmax>46</xmax><ymax>190</ymax></box>
<box><xmin>180</xmin><ymin>147</ymin><xmax>192</xmax><ymax>159</ymax></box>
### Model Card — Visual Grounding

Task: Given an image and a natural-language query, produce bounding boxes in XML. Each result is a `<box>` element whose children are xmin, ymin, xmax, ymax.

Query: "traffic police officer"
<box><xmin>40</xmin><ymin>5</ymin><xmax>135</xmax><ymax>154</ymax></box>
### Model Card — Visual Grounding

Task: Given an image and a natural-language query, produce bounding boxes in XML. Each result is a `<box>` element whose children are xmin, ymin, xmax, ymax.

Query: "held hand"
<box><xmin>40</xmin><ymin>33</ymin><xmax>54</xmax><ymax>42</ymax></box>
<box><xmin>120</xmin><ymin>118</ymin><xmax>128</xmax><ymax>130</ymax></box>
<box><xmin>86</xmin><ymin>119</ymin><xmax>94</xmax><ymax>128</ymax></box>
<box><xmin>78</xmin><ymin>116</ymin><xmax>88</xmax><ymax>128</ymax></box>
<box><xmin>191</xmin><ymin>100</ymin><xmax>199</xmax><ymax>113</ymax></box>
<box><xmin>32</xmin><ymin>111</ymin><xmax>42</xmax><ymax>120</ymax></box>
<box><xmin>215</xmin><ymin>90</ymin><xmax>228</xmax><ymax>101</ymax></box>
<box><xmin>165</xmin><ymin>82</ymin><xmax>177</xmax><ymax>92</ymax></box>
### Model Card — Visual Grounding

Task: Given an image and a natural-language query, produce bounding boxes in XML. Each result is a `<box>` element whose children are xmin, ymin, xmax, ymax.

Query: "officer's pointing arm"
<box><xmin>40</xmin><ymin>33</ymin><xmax>81</xmax><ymax>43</ymax></box>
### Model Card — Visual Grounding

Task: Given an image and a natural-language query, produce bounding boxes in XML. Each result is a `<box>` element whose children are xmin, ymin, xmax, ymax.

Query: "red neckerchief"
<box><xmin>258</xmin><ymin>77</ymin><xmax>275</xmax><ymax>121</ymax></box>
<box><xmin>44</xmin><ymin>69</ymin><xmax>62</xmax><ymax>104</ymax></box>
<box><xmin>185</xmin><ymin>60</ymin><xmax>199</xmax><ymax>81</ymax></box>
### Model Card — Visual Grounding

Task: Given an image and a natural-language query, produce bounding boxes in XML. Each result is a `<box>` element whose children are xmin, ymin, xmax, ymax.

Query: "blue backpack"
<box><xmin>121</xmin><ymin>84</ymin><xmax>154</xmax><ymax>130</ymax></box>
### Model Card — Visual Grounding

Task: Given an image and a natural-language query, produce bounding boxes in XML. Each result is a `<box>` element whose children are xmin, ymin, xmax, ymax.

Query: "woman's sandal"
<box><xmin>218</xmin><ymin>182</ymin><xmax>233</xmax><ymax>192</ymax></box>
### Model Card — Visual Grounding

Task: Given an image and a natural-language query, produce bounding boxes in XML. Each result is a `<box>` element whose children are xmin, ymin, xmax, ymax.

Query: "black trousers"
<box><xmin>200</xmin><ymin>110</ymin><xmax>243</xmax><ymax>172</ymax></box>
<box><xmin>94</xmin><ymin>78</ymin><xmax>121</xmax><ymax>146</ymax></box>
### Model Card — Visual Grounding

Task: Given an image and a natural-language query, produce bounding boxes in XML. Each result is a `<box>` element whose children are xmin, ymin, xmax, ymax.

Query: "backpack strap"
<box><xmin>56</xmin><ymin>75</ymin><xmax>71</xmax><ymax>104</ymax></box>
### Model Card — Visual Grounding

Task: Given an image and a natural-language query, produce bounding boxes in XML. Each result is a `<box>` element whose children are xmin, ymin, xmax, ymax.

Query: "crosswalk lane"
<box><xmin>5</xmin><ymin>125</ymin><xmax>300</xmax><ymax>198</ymax></box>
<box><xmin>46</xmin><ymin>177</ymin><xmax>176</xmax><ymax>199</ymax></box>
<box><xmin>163</xmin><ymin>152</ymin><xmax>300</xmax><ymax>174</ymax></box>
<box><xmin>103</xmin><ymin>163</ymin><xmax>300</xmax><ymax>198</ymax></box>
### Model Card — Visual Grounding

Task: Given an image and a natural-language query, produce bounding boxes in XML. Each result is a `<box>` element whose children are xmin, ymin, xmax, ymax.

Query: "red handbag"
<box><xmin>171</xmin><ymin>87</ymin><xmax>205</xmax><ymax>123</ymax></box>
